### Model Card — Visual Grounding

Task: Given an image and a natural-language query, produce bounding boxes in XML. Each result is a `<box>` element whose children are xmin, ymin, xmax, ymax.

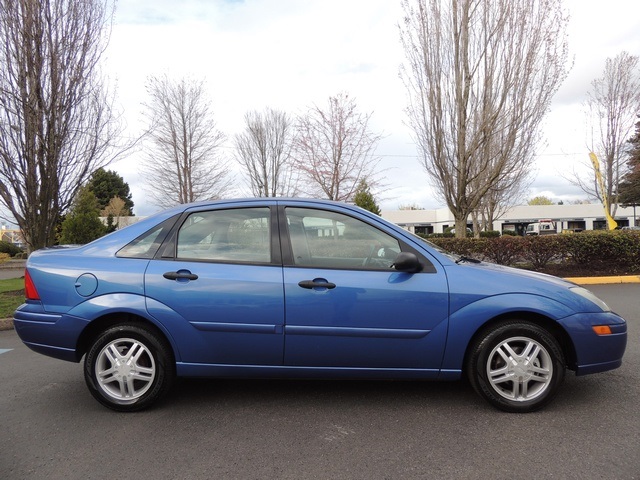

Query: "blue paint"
<box><xmin>0</xmin><ymin>349</ymin><xmax>12</xmax><ymax>355</ymax></box>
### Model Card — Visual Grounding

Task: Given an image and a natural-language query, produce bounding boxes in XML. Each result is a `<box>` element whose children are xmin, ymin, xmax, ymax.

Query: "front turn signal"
<box><xmin>592</xmin><ymin>325</ymin><xmax>612</xmax><ymax>335</ymax></box>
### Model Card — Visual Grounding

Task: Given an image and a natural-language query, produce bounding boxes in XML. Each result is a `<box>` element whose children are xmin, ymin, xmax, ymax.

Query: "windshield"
<box><xmin>407</xmin><ymin>231</ymin><xmax>460</xmax><ymax>262</ymax></box>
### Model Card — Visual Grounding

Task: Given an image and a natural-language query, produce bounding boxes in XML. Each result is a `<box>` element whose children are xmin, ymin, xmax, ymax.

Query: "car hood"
<box><xmin>442</xmin><ymin>260</ymin><xmax>600</xmax><ymax>315</ymax></box>
<box><xmin>461</xmin><ymin>261</ymin><xmax>573</xmax><ymax>287</ymax></box>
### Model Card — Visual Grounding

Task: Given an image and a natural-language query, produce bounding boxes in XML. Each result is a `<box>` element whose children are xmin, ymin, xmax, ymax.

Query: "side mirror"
<box><xmin>391</xmin><ymin>252</ymin><xmax>423</xmax><ymax>273</ymax></box>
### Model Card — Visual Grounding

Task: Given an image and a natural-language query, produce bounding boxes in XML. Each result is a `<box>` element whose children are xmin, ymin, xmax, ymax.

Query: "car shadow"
<box><xmin>164</xmin><ymin>377</ymin><xmax>478</xmax><ymax>411</ymax></box>
<box><xmin>160</xmin><ymin>372</ymin><xmax>623</xmax><ymax>415</ymax></box>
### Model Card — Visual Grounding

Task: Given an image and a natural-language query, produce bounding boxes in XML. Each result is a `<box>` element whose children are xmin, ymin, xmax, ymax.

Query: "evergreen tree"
<box><xmin>353</xmin><ymin>180</ymin><xmax>381</xmax><ymax>215</ymax></box>
<box><xmin>87</xmin><ymin>168</ymin><xmax>134</xmax><ymax>215</ymax></box>
<box><xmin>619</xmin><ymin>120</ymin><xmax>640</xmax><ymax>206</ymax></box>
<box><xmin>59</xmin><ymin>187</ymin><xmax>107</xmax><ymax>244</ymax></box>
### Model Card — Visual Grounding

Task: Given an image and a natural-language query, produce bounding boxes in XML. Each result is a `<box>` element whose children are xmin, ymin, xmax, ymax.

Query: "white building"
<box><xmin>381</xmin><ymin>204</ymin><xmax>639</xmax><ymax>235</ymax></box>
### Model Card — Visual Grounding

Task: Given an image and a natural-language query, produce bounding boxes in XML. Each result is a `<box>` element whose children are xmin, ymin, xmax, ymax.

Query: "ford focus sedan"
<box><xmin>14</xmin><ymin>198</ymin><xmax>627</xmax><ymax>412</ymax></box>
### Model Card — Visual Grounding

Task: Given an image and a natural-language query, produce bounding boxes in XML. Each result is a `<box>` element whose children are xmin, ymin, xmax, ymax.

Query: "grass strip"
<box><xmin>0</xmin><ymin>278</ymin><xmax>24</xmax><ymax>318</ymax></box>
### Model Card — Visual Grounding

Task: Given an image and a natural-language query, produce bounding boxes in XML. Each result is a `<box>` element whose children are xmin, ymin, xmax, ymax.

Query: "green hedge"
<box><xmin>0</xmin><ymin>241</ymin><xmax>23</xmax><ymax>257</ymax></box>
<box><xmin>424</xmin><ymin>231</ymin><xmax>640</xmax><ymax>271</ymax></box>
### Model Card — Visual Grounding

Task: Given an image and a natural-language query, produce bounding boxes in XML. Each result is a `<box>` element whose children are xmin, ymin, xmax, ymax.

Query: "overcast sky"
<box><xmin>104</xmin><ymin>0</ymin><xmax>640</xmax><ymax>216</ymax></box>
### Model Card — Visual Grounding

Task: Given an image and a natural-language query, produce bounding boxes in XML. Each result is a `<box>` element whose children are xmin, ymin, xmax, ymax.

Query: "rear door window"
<box><xmin>176</xmin><ymin>207</ymin><xmax>271</xmax><ymax>263</ymax></box>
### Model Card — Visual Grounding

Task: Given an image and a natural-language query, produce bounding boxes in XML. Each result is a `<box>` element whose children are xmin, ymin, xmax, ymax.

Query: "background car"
<box><xmin>14</xmin><ymin>198</ymin><xmax>627</xmax><ymax>412</ymax></box>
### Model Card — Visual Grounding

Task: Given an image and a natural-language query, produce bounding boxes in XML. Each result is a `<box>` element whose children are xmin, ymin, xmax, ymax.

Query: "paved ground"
<box><xmin>0</xmin><ymin>270</ymin><xmax>23</xmax><ymax>281</ymax></box>
<box><xmin>0</xmin><ymin>259</ymin><xmax>24</xmax><ymax>280</ymax></box>
<box><xmin>0</xmin><ymin>272</ymin><xmax>23</xmax><ymax>281</ymax></box>
<box><xmin>1</xmin><ymin>284</ymin><xmax>638</xmax><ymax>479</ymax></box>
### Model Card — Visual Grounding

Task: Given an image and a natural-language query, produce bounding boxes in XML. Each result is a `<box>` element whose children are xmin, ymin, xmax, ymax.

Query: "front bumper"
<box><xmin>558</xmin><ymin>311</ymin><xmax>627</xmax><ymax>375</ymax></box>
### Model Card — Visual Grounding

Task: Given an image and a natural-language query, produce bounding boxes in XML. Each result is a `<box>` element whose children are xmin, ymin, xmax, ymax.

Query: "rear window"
<box><xmin>117</xmin><ymin>216</ymin><xmax>179</xmax><ymax>259</ymax></box>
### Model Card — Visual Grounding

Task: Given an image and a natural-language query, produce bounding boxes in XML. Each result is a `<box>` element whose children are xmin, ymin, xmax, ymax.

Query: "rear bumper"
<box><xmin>13</xmin><ymin>302</ymin><xmax>87</xmax><ymax>362</ymax></box>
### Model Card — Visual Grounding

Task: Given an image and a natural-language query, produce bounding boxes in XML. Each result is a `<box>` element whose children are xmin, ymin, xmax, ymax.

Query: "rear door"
<box><xmin>144</xmin><ymin>204</ymin><xmax>285</xmax><ymax>366</ymax></box>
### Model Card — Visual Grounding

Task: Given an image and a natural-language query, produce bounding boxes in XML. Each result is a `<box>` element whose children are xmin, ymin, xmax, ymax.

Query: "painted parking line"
<box><xmin>0</xmin><ymin>349</ymin><xmax>12</xmax><ymax>355</ymax></box>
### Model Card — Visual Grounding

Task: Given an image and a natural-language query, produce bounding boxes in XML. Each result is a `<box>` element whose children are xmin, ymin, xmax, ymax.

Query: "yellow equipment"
<box><xmin>589</xmin><ymin>152</ymin><xmax>618</xmax><ymax>230</ymax></box>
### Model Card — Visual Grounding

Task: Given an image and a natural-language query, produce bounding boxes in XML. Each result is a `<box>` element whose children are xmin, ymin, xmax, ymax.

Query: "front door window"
<box><xmin>286</xmin><ymin>208</ymin><xmax>401</xmax><ymax>270</ymax></box>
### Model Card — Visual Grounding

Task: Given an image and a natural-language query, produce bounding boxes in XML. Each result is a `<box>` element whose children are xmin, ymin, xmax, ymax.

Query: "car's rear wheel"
<box><xmin>467</xmin><ymin>321</ymin><xmax>565</xmax><ymax>413</ymax></box>
<box><xmin>84</xmin><ymin>323</ymin><xmax>175</xmax><ymax>412</ymax></box>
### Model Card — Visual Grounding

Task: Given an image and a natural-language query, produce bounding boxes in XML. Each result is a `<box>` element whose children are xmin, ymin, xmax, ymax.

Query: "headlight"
<box><xmin>569</xmin><ymin>286</ymin><xmax>611</xmax><ymax>312</ymax></box>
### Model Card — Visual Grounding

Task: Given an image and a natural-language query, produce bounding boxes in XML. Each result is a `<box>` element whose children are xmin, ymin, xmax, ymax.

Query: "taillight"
<box><xmin>25</xmin><ymin>270</ymin><xmax>40</xmax><ymax>300</ymax></box>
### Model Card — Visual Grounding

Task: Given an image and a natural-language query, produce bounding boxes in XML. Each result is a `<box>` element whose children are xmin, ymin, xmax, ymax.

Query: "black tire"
<box><xmin>84</xmin><ymin>323</ymin><xmax>175</xmax><ymax>412</ymax></box>
<box><xmin>466</xmin><ymin>321</ymin><xmax>565</xmax><ymax>413</ymax></box>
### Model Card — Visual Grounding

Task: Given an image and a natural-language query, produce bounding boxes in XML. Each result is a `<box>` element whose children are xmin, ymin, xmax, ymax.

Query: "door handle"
<box><xmin>298</xmin><ymin>279</ymin><xmax>336</xmax><ymax>290</ymax></box>
<box><xmin>163</xmin><ymin>271</ymin><xmax>199</xmax><ymax>281</ymax></box>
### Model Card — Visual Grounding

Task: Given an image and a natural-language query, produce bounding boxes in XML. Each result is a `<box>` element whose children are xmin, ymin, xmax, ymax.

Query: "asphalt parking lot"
<box><xmin>0</xmin><ymin>262</ymin><xmax>24</xmax><ymax>280</ymax></box>
<box><xmin>1</xmin><ymin>284</ymin><xmax>638</xmax><ymax>479</ymax></box>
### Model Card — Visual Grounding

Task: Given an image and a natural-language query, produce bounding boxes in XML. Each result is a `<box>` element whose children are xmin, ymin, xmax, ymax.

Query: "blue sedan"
<box><xmin>14</xmin><ymin>199</ymin><xmax>627</xmax><ymax>412</ymax></box>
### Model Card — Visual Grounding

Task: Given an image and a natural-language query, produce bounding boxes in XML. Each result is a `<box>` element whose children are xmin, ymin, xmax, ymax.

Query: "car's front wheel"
<box><xmin>84</xmin><ymin>323</ymin><xmax>175</xmax><ymax>412</ymax></box>
<box><xmin>467</xmin><ymin>321</ymin><xmax>565</xmax><ymax>413</ymax></box>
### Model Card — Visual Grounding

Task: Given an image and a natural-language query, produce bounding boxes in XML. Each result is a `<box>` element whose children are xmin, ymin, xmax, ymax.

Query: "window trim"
<box><xmin>154</xmin><ymin>206</ymin><xmax>282</xmax><ymax>266</ymax></box>
<box><xmin>278</xmin><ymin>205</ymin><xmax>436</xmax><ymax>273</ymax></box>
<box><xmin>116</xmin><ymin>214</ymin><xmax>181</xmax><ymax>259</ymax></box>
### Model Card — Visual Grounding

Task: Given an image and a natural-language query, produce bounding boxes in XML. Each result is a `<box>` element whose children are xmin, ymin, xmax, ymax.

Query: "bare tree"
<box><xmin>294</xmin><ymin>93</ymin><xmax>383</xmax><ymax>202</ymax></box>
<box><xmin>234</xmin><ymin>108</ymin><xmax>299</xmax><ymax>197</ymax></box>
<box><xmin>573</xmin><ymin>52</ymin><xmax>640</xmax><ymax>216</ymax></box>
<box><xmin>0</xmin><ymin>0</ymin><xmax>121</xmax><ymax>251</ymax></box>
<box><xmin>141</xmin><ymin>75</ymin><xmax>230</xmax><ymax>208</ymax></box>
<box><xmin>474</xmin><ymin>171</ymin><xmax>531</xmax><ymax>233</ymax></box>
<box><xmin>472</xmin><ymin>133</ymin><xmax>533</xmax><ymax>232</ymax></box>
<box><xmin>101</xmin><ymin>197</ymin><xmax>128</xmax><ymax>217</ymax></box>
<box><xmin>400</xmin><ymin>0</ymin><xmax>569</xmax><ymax>237</ymax></box>
<box><xmin>398</xmin><ymin>203</ymin><xmax>424</xmax><ymax>210</ymax></box>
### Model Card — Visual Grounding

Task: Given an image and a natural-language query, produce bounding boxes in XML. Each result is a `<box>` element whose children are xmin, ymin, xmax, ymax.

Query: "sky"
<box><xmin>103</xmin><ymin>0</ymin><xmax>640</xmax><ymax>217</ymax></box>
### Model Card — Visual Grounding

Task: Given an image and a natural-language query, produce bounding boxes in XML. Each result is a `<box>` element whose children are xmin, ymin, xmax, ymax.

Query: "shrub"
<box><xmin>0</xmin><ymin>241</ymin><xmax>23</xmax><ymax>257</ymax></box>
<box><xmin>521</xmin><ymin>236</ymin><xmax>563</xmax><ymax>270</ymax></box>
<box><xmin>428</xmin><ymin>238</ymin><xmax>479</xmax><ymax>257</ymax></box>
<box><xmin>424</xmin><ymin>233</ymin><xmax>455</xmax><ymax>239</ymax></box>
<box><xmin>479</xmin><ymin>236</ymin><xmax>525</xmax><ymax>265</ymax></box>
<box><xmin>422</xmin><ymin>230</ymin><xmax>640</xmax><ymax>274</ymax></box>
<box><xmin>561</xmin><ymin>231</ymin><xmax>640</xmax><ymax>271</ymax></box>
<box><xmin>617</xmin><ymin>231</ymin><xmax>640</xmax><ymax>271</ymax></box>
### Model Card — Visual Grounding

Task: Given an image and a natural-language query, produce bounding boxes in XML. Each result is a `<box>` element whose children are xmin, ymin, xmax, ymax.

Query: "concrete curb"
<box><xmin>565</xmin><ymin>275</ymin><xmax>640</xmax><ymax>285</ymax></box>
<box><xmin>1</xmin><ymin>275</ymin><xmax>638</xmax><ymax>332</ymax></box>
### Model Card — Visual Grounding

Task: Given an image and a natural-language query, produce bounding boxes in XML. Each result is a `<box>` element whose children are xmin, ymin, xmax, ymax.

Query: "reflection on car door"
<box><xmin>144</xmin><ymin>206</ymin><xmax>285</xmax><ymax>366</ymax></box>
<box><xmin>281</xmin><ymin>206</ymin><xmax>449</xmax><ymax>373</ymax></box>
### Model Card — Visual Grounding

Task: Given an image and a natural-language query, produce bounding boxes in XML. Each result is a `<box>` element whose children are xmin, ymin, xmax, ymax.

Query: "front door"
<box><xmin>281</xmin><ymin>206</ymin><xmax>449</xmax><ymax>372</ymax></box>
